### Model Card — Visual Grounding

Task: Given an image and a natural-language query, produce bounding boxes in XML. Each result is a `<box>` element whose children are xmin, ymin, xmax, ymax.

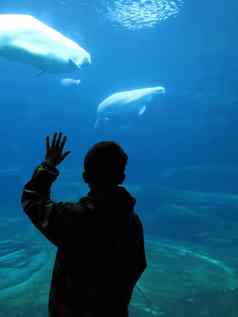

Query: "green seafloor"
<box><xmin>0</xmin><ymin>180</ymin><xmax>238</xmax><ymax>317</ymax></box>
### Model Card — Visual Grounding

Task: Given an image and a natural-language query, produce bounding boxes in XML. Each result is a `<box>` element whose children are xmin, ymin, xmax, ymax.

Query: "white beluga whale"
<box><xmin>95</xmin><ymin>86</ymin><xmax>166</xmax><ymax>128</ymax></box>
<box><xmin>60</xmin><ymin>78</ymin><xmax>81</xmax><ymax>87</ymax></box>
<box><xmin>0</xmin><ymin>14</ymin><xmax>91</xmax><ymax>74</ymax></box>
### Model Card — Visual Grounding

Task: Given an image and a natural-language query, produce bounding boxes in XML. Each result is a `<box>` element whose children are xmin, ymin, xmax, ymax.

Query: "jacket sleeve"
<box><xmin>21</xmin><ymin>162</ymin><xmax>88</xmax><ymax>247</ymax></box>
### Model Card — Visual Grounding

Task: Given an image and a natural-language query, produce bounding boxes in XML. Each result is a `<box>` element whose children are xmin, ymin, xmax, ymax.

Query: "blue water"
<box><xmin>0</xmin><ymin>1</ymin><xmax>238</xmax><ymax>316</ymax></box>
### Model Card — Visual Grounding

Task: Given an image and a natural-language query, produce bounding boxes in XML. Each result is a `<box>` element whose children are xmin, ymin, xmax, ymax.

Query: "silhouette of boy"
<box><xmin>21</xmin><ymin>132</ymin><xmax>147</xmax><ymax>317</ymax></box>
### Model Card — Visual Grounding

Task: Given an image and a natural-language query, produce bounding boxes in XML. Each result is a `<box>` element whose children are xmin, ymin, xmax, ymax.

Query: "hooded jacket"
<box><xmin>21</xmin><ymin>162</ymin><xmax>147</xmax><ymax>317</ymax></box>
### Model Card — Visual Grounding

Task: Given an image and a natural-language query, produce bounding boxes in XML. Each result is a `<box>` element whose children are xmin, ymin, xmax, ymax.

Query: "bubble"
<box><xmin>98</xmin><ymin>0</ymin><xmax>184</xmax><ymax>30</ymax></box>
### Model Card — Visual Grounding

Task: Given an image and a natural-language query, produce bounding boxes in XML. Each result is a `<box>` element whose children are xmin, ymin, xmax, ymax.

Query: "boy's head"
<box><xmin>83</xmin><ymin>141</ymin><xmax>128</xmax><ymax>189</ymax></box>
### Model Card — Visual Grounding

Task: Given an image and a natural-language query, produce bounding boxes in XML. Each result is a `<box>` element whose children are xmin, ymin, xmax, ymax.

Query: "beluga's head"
<box><xmin>137</xmin><ymin>86</ymin><xmax>165</xmax><ymax>104</ymax></box>
<box><xmin>69</xmin><ymin>50</ymin><xmax>91</xmax><ymax>72</ymax></box>
<box><xmin>76</xmin><ymin>51</ymin><xmax>91</xmax><ymax>67</ymax></box>
<box><xmin>149</xmin><ymin>86</ymin><xmax>166</xmax><ymax>96</ymax></box>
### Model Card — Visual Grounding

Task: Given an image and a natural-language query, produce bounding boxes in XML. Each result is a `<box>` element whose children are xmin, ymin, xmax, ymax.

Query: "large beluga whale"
<box><xmin>95</xmin><ymin>86</ymin><xmax>165</xmax><ymax>128</ymax></box>
<box><xmin>0</xmin><ymin>14</ymin><xmax>91</xmax><ymax>74</ymax></box>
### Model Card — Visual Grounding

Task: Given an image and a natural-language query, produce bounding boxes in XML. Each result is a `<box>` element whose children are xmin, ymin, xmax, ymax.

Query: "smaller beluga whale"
<box><xmin>95</xmin><ymin>86</ymin><xmax>166</xmax><ymax>128</ymax></box>
<box><xmin>60</xmin><ymin>78</ymin><xmax>81</xmax><ymax>87</ymax></box>
<box><xmin>0</xmin><ymin>14</ymin><xmax>91</xmax><ymax>74</ymax></box>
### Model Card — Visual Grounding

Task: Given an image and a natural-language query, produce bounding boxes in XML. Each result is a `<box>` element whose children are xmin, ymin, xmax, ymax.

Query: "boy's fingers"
<box><xmin>52</xmin><ymin>132</ymin><xmax>57</xmax><ymax>147</ymax></box>
<box><xmin>59</xmin><ymin>136</ymin><xmax>67</xmax><ymax>152</ymax></box>
<box><xmin>61</xmin><ymin>151</ymin><xmax>71</xmax><ymax>161</ymax></box>
<box><xmin>56</xmin><ymin>132</ymin><xmax>63</xmax><ymax>148</ymax></box>
<box><xmin>46</xmin><ymin>136</ymin><xmax>50</xmax><ymax>151</ymax></box>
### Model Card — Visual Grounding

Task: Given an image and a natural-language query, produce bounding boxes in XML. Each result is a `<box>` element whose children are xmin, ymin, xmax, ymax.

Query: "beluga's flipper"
<box><xmin>138</xmin><ymin>105</ymin><xmax>146</xmax><ymax>116</ymax></box>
